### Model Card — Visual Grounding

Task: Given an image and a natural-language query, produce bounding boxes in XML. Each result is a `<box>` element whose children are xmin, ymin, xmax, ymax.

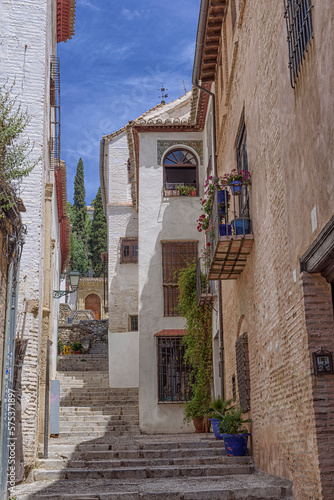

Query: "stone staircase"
<box><xmin>57</xmin><ymin>353</ymin><xmax>109</xmax><ymax>371</ymax></box>
<box><xmin>10</xmin><ymin>354</ymin><xmax>294</xmax><ymax>499</ymax></box>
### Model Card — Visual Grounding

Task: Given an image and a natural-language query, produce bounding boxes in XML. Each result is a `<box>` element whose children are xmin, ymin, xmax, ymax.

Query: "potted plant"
<box><xmin>70</xmin><ymin>341</ymin><xmax>83</xmax><ymax>354</ymax></box>
<box><xmin>220</xmin><ymin>169</ymin><xmax>251</xmax><ymax>195</ymax></box>
<box><xmin>218</xmin><ymin>407</ymin><xmax>251</xmax><ymax>456</ymax></box>
<box><xmin>208</xmin><ymin>397</ymin><xmax>235</xmax><ymax>439</ymax></box>
<box><xmin>180</xmin><ymin>185</ymin><xmax>192</xmax><ymax>196</ymax></box>
<box><xmin>183</xmin><ymin>397</ymin><xmax>211</xmax><ymax>433</ymax></box>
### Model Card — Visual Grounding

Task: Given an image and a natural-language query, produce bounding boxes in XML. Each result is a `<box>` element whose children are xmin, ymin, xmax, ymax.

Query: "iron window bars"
<box><xmin>50</xmin><ymin>56</ymin><xmax>61</xmax><ymax>171</ymax></box>
<box><xmin>157</xmin><ymin>336</ymin><xmax>190</xmax><ymax>402</ymax></box>
<box><xmin>284</xmin><ymin>0</ymin><xmax>313</xmax><ymax>89</ymax></box>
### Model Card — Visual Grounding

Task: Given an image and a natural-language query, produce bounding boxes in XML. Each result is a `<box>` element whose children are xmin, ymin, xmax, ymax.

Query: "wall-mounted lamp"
<box><xmin>53</xmin><ymin>270</ymin><xmax>80</xmax><ymax>299</ymax></box>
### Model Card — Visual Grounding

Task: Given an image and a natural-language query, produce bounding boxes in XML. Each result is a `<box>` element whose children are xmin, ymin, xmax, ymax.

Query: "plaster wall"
<box><xmin>0</xmin><ymin>0</ymin><xmax>57</xmax><ymax>463</ymax></box>
<box><xmin>213</xmin><ymin>1</ymin><xmax>334</xmax><ymax>498</ymax></box>
<box><xmin>108</xmin><ymin>332</ymin><xmax>139</xmax><ymax>388</ymax></box>
<box><xmin>105</xmin><ymin>134</ymin><xmax>138</xmax><ymax>334</ymax></box>
<box><xmin>137</xmin><ymin>130</ymin><xmax>206</xmax><ymax>434</ymax></box>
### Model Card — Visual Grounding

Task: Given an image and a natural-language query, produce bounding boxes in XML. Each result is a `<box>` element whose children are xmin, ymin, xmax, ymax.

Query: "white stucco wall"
<box><xmin>109</xmin><ymin>332</ymin><xmax>139</xmax><ymax>387</ymax></box>
<box><xmin>0</xmin><ymin>0</ymin><xmax>58</xmax><ymax>462</ymax></box>
<box><xmin>106</xmin><ymin>133</ymin><xmax>138</xmax><ymax>334</ymax></box>
<box><xmin>137</xmin><ymin>131</ymin><xmax>206</xmax><ymax>434</ymax></box>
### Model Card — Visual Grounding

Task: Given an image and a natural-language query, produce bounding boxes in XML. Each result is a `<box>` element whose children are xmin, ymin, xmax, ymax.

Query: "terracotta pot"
<box><xmin>72</xmin><ymin>351</ymin><xmax>82</xmax><ymax>355</ymax></box>
<box><xmin>192</xmin><ymin>417</ymin><xmax>211</xmax><ymax>433</ymax></box>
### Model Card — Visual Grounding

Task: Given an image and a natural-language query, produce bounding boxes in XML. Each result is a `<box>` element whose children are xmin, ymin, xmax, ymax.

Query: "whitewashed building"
<box><xmin>100</xmin><ymin>89</ymin><xmax>217</xmax><ymax>432</ymax></box>
<box><xmin>0</xmin><ymin>0</ymin><xmax>75</xmax><ymax>471</ymax></box>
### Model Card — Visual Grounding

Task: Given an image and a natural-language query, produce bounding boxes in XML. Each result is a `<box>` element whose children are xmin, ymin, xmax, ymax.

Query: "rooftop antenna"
<box><xmin>158</xmin><ymin>85</ymin><xmax>168</xmax><ymax>104</ymax></box>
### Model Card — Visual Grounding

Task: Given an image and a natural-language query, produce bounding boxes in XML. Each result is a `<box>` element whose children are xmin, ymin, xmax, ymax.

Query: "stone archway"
<box><xmin>85</xmin><ymin>294</ymin><xmax>101</xmax><ymax>320</ymax></box>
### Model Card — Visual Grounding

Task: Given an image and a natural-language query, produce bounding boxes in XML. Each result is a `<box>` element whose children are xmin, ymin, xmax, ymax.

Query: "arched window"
<box><xmin>163</xmin><ymin>148</ymin><xmax>198</xmax><ymax>196</ymax></box>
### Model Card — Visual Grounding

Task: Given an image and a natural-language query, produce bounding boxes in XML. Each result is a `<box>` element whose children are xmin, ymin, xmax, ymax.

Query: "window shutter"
<box><xmin>236</xmin><ymin>333</ymin><xmax>251</xmax><ymax>412</ymax></box>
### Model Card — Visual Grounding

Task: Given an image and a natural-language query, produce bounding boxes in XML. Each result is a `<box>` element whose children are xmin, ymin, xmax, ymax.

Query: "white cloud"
<box><xmin>121</xmin><ymin>8</ymin><xmax>150</xmax><ymax>21</ymax></box>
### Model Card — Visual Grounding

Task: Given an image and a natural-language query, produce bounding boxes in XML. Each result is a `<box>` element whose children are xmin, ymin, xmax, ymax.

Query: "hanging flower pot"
<box><xmin>231</xmin><ymin>218</ymin><xmax>251</xmax><ymax>235</ymax></box>
<box><xmin>229</xmin><ymin>180</ymin><xmax>242</xmax><ymax>195</ymax></box>
<box><xmin>219</xmin><ymin>224</ymin><xmax>232</xmax><ymax>236</ymax></box>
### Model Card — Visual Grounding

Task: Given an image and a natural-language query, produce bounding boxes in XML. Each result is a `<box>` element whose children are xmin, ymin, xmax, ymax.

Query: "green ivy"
<box><xmin>177</xmin><ymin>263</ymin><xmax>213</xmax><ymax>422</ymax></box>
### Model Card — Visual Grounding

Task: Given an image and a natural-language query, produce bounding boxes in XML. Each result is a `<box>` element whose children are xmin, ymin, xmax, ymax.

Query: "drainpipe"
<box><xmin>192</xmin><ymin>0</ymin><xmax>224</xmax><ymax>400</ymax></box>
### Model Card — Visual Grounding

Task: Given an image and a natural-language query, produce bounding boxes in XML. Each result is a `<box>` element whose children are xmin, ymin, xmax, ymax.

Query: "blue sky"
<box><xmin>58</xmin><ymin>0</ymin><xmax>201</xmax><ymax>204</ymax></box>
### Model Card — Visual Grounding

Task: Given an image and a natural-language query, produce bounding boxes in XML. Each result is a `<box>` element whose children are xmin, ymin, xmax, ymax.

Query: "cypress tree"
<box><xmin>73</xmin><ymin>158</ymin><xmax>87</xmax><ymax>241</ymax></box>
<box><xmin>89</xmin><ymin>187</ymin><xmax>107</xmax><ymax>277</ymax></box>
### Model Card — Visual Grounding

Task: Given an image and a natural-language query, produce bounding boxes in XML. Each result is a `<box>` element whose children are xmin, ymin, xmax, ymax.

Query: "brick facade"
<box><xmin>195</xmin><ymin>0</ymin><xmax>334</xmax><ymax>498</ymax></box>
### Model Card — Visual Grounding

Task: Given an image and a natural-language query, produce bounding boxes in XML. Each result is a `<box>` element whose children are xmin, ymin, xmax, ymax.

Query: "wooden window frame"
<box><xmin>120</xmin><ymin>237</ymin><xmax>138</xmax><ymax>264</ymax></box>
<box><xmin>163</xmin><ymin>148</ymin><xmax>199</xmax><ymax>196</ymax></box>
<box><xmin>129</xmin><ymin>315</ymin><xmax>138</xmax><ymax>331</ymax></box>
<box><xmin>161</xmin><ymin>240</ymin><xmax>198</xmax><ymax>316</ymax></box>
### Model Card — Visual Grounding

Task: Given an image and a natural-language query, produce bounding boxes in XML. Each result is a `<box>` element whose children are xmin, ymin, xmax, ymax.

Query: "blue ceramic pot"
<box><xmin>231</xmin><ymin>219</ymin><xmax>250</xmax><ymax>235</ymax></box>
<box><xmin>229</xmin><ymin>181</ymin><xmax>242</xmax><ymax>195</ymax></box>
<box><xmin>223</xmin><ymin>433</ymin><xmax>250</xmax><ymax>456</ymax></box>
<box><xmin>219</xmin><ymin>224</ymin><xmax>232</xmax><ymax>236</ymax></box>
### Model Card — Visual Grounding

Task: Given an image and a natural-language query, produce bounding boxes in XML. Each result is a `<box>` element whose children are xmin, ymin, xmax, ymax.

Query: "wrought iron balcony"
<box><xmin>196</xmin><ymin>258</ymin><xmax>216</xmax><ymax>306</ymax></box>
<box><xmin>207</xmin><ymin>182</ymin><xmax>254</xmax><ymax>280</ymax></box>
<box><xmin>163</xmin><ymin>183</ymin><xmax>198</xmax><ymax>197</ymax></box>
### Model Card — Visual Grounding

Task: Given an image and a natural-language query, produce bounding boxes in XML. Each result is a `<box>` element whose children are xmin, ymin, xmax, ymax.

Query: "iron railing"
<box><xmin>208</xmin><ymin>182</ymin><xmax>252</xmax><ymax>263</ymax></box>
<box><xmin>163</xmin><ymin>183</ymin><xmax>197</xmax><ymax>197</ymax></box>
<box><xmin>50</xmin><ymin>56</ymin><xmax>61</xmax><ymax>171</ymax></box>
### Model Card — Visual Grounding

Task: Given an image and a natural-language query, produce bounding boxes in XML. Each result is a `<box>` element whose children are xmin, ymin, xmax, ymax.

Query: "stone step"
<box><xmin>30</xmin><ymin>463</ymin><xmax>255</xmax><ymax>481</ymax></box>
<box><xmin>59</xmin><ymin>415</ymin><xmax>137</xmax><ymax>422</ymax></box>
<box><xmin>60</xmin><ymin>387</ymin><xmax>138</xmax><ymax>394</ymax></box>
<box><xmin>58</xmin><ymin>427</ymin><xmax>140</xmax><ymax>438</ymax></box>
<box><xmin>37</xmin><ymin>455</ymin><xmax>252</xmax><ymax>470</ymax></box>
<box><xmin>59</xmin><ymin>408</ymin><xmax>138</xmax><ymax>415</ymax></box>
<box><xmin>59</xmin><ymin>422</ymin><xmax>139</xmax><ymax>431</ymax></box>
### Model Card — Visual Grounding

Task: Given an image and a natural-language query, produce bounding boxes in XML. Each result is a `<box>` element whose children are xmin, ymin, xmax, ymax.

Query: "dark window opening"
<box><xmin>231</xmin><ymin>0</ymin><xmax>237</xmax><ymax>33</ymax></box>
<box><xmin>120</xmin><ymin>238</ymin><xmax>138</xmax><ymax>263</ymax></box>
<box><xmin>236</xmin><ymin>113</ymin><xmax>250</xmax><ymax>217</ymax></box>
<box><xmin>162</xmin><ymin>241</ymin><xmax>198</xmax><ymax>316</ymax></box>
<box><xmin>331</xmin><ymin>283</ymin><xmax>334</xmax><ymax>317</ymax></box>
<box><xmin>236</xmin><ymin>333</ymin><xmax>251</xmax><ymax>413</ymax></box>
<box><xmin>130</xmin><ymin>315</ymin><xmax>138</xmax><ymax>331</ymax></box>
<box><xmin>157</xmin><ymin>336</ymin><xmax>190</xmax><ymax>402</ymax></box>
<box><xmin>284</xmin><ymin>0</ymin><xmax>313</xmax><ymax>88</ymax></box>
<box><xmin>163</xmin><ymin>148</ymin><xmax>198</xmax><ymax>195</ymax></box>
<box><xmin>127</xmin><ymin>158</ymin><xmax>131</xmax><ymax>184</ymax></box>
<box><xmin>232</xmin><ymin>374</ymin><xmax>236</xmax><ymax>399</ymax></box>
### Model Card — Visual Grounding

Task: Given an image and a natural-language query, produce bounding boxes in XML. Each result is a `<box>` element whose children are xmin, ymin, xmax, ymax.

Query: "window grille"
<box><xmin>236</xmin><ymin>333</ymin><xmax>251</xmax><ymax>412</ymax></box>
<box><xmin>157</xmin><ymin>336</ymin><xmax>190</xmax><ymax>402</ymax></box>
<box><xmin>130</xmin><ymin>315</ymin><xmax>138</xmax><ymax>331</ymax></box>
<box><xmin>120</xmin><ymin>237</ymin><xmax>138</xmax><ymax>263</ymax></box>
<box><xmin>50</xmin><ymin>56</ymin><xmax>61</xmax><ymax>171</ymax></box>
<box><xmin>284</xmin><ymin>0</ymin><xmax>313</xmax><ymax>88</ymax></box>
<box><xmin>236</xmin><ymin>114</ymin><xmax>248</xmax><ymax>173</ymax></box>
<box><xmin>162</xmin><ymin>241</ymin><xmax>198</xmax><ymax>316</ymax></box>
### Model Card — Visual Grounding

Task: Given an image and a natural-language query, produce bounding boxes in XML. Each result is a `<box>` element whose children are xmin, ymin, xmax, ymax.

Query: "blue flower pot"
<box><xmin>209</xmin><ymin>418</ymin><xmax>225</xmax><ymax>439</ymax></box>
<box><xmin>231</xmin><ymin>219</ymin><xmax>250</xmax><ymax>235</ymax></box>
<box><xmin>223</xmin><ymin>434</ymin><xmax>249</xmax><ymax>456</ymax></box>
<box><xmin>217</xmin><ymin>189</ymin><xmax>229</xmax><ymax>204</ymax></box>
<box><xmin>219</xmin><ymin>224</ymin><xmax>232</xmax><ymax>236</ymax></box>
<box><xmin>229</xmin><ymin>181</ymin><xmax>242</xmax><ymax>195</ymax></box>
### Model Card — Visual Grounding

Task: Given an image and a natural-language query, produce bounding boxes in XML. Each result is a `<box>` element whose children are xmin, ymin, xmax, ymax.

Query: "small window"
<box><xmin>163</xmin><ymin>148</ymin><xmax>198</xmax><ymax>196</ymax></box>
<box><xmin>130</xmin><ymin>315</ymin><xmax>138</xmax><ymax>331</ymax></box>
<box><xmin>127</xmin><ymin>158</ymin><xmax>131</xmax><ymax>184</ymax></box>
<box><xmin>162</xmin><ymin>241</ymin><xmax>198</xmax><ymax>316</ymax></box>
<box><xmin>284</xmin><ymin>0</ymin><xmax>313</xmax><ymax>88</ymax></box>
<box><xmin>157</xmin><ymin>336</ymin><xmax>190</xmax><ymax>402</ymax></box>
<box><xmin>120</xmin><ymin>237</ymin><xmax>138</xmax><ymax>263</ymax></box>
<box><xmin>236</xmin><ymin>114</ymin><xmax>248</xmax><ymax>173</ymax></box>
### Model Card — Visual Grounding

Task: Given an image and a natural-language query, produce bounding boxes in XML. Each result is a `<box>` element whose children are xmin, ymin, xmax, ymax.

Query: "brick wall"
<box><xmin>214</xmin><ymin>0</ymin><xmax>334</xmax><ymax>498</ymax></box>
<box><xmin>302</xmin><ymin>272</ymin><xmax>334</xmax><ymax>499</ymax></box>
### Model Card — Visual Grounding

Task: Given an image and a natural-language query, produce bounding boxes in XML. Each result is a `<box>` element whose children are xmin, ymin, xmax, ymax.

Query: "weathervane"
<box><xmin>158</xmin><ymin>86</ymin><xmax>168</xmax><ymax>104</ymax></box>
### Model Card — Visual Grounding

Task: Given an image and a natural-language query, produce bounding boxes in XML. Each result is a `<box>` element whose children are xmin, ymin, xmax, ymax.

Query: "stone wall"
<box><xmin>213</xmin><ymin>1</ymin><xmax>334</xmax><ymax>498</ymax></box>
<box><xmin>58</xmin><ymin>320</ymin><xmax>108</xmax><ymax>349</ymax></box>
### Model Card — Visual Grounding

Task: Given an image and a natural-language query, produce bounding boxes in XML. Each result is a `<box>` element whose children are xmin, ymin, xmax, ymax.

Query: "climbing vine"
<box><xmin>177</xmin><ymin>263</ymin><xmax>213</xmax><ymax>421</ymax></box>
